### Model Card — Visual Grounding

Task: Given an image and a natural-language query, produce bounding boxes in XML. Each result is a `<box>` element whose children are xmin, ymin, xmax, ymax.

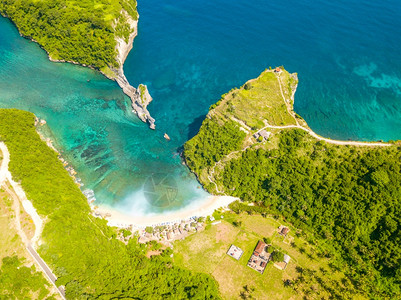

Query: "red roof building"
<box><xmin>280</xmin><ymin>227</ymin><xmax>290</xmax><ymax>236</ymax></box>
<box><xmin>254</xmin><ymin>240</ymin><xmax>266</xmax><ymax>255</ymax></box>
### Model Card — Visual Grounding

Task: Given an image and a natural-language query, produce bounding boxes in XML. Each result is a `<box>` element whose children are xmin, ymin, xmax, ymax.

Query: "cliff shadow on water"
<box><xmin>187</xmin><ymin>114</ymin><xmax>207</xmax><ymax>140</ymax></box>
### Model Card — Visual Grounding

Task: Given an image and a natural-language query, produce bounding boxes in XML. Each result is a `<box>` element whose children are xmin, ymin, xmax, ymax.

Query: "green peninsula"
<box><xmin>0</xmin><ymin>0</ymin><xmax>156</xmax><ymax>128</ymax></box>
<box><xmin>184</xmin><ymin>68</ymin><xmax>401</xmax><ymax>298</ymax></box>
<box><xmin>0</xmin><ymin>0</ymin><xmax>136</xmax><ymax>73</ymax></box>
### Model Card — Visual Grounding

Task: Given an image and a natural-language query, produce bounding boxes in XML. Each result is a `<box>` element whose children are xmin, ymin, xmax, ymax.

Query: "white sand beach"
<box><xmin>94</xmin><ymin>195</ymin><xmax>239</xmax><ymax>228</ymax></box>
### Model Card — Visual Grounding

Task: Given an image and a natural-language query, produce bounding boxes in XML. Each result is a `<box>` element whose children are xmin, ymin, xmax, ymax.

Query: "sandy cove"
<box><xmin>4</xmin><ymin>135</ymin><xmax>235</xmax><ymax>234</ymax></box>
<box><xmin>35</xmin><ymin>121</ymin><xmax>235</xmax><ymax>230</ymax></box>
<box><xmin>94</xmin><ymin>195</ymin><xmax>239</xmax><ymax>228</ymax></box>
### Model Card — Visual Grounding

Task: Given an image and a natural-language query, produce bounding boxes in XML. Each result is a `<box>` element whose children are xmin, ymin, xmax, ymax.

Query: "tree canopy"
<box><xmin>0</xmin><ymin>0</ymin><xmax>137</xmax><ymax>72</ymax></box>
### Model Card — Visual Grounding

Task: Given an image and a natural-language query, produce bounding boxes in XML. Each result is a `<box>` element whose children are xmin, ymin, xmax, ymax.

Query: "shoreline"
<box><xmin>35</xmin><ymin>101</ymin><xmax>393</xmax><ymax>234</ymax></box>
<box><xmin>34</xmin><ymin>118</ymin><xmax>238</xmax><ymax>230</ymax></box>
<box><xmin>93</xmin><ymin>195</ymin><xmax>239</xmax><ymax>228</ymax></box>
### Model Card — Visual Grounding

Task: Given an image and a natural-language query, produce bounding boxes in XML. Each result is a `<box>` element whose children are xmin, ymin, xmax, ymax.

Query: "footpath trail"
<box><xmin>276</xmin><ymin>71</ymin><xmax>299</xmax><ymax>126</ymax></box>
<box><xmin>261</xmin><ymin>123</ymin><xmax>392</xmax><ymax>147</ymax></box>
<box><xmin>0</xmin><ymin>142</ymin><xmax>66</xmax><ymax>299</ymax></box>
<box><xmin>207</xmin><ymin>72</ymin><xmax>391</xmax><ymax>193</ymax></box>
<box><xmin>274</xmin><ymin>71</ymin><xmax>391</xmax><ymax>147</ymax></box>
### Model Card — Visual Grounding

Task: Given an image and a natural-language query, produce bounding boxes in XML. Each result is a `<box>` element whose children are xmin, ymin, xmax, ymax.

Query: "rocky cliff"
<box><xmin>111</xmin><ymin>10</ymin><xmax>155</xmax><ymax>129</ymax></box>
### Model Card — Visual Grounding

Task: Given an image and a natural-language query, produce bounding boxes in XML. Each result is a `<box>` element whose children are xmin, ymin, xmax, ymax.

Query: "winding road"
<box><xmin>0</xmin><ymin>142</ymin><xmax>66</xmax><ymax>299</ymax></box>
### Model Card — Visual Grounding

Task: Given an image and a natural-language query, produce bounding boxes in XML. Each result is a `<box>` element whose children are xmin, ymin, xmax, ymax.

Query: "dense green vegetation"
<box><xmin>184</xmin><ymin>117</ymin><xmax>246</xmax><ymax>175</ymax></box>
<box><xmin>224</xmin><ymin>130</ymin><xmax>401</xmax><ymax>296</ymax></box>
<box><xmin>0</xmin><ymin>109</ymin><xmax>220</xmax><ymax>299</ymax></box>
<box><xmin>0</xmin><ymin>255</ymin><xmax>54</xmax><ymax>299</ymax></box>
<box><xmin>270</xmin><ymin>249</ymin><xmax>284</xmax><ymax>262</ymax></box>
<box><xmin>0</xmin><ymin>0</ymin><xmax>137</xmax><ymax>72</ymax></box>
<box><xmin>190</xmin><ymin>128</ymin><xmax>401</xmax><ymax>298</ymax></box>
<box><xmin>184</xmin><ymin>69</ymin><xmax>401</xmax><ymax>298</ymax></box>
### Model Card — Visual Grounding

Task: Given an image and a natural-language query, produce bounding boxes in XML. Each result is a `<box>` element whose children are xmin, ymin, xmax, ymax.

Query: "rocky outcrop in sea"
<box><xmin>115</xmin><ymin>74</ymin><xmax>155</xmax><ymax>129</ymax></box>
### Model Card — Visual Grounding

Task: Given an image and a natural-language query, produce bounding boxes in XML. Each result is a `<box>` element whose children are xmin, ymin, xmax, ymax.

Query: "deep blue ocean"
<box><xmin>0</xmin><ymin>0</ymin><xmax>400</xmax><ymax>215</ymax></box>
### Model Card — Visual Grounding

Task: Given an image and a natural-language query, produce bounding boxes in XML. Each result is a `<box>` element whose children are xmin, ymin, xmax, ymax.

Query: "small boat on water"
<box><xmin>164</xmin><ymin>133</ymin><xmax>170</xmax><ymax>140</ymax></box>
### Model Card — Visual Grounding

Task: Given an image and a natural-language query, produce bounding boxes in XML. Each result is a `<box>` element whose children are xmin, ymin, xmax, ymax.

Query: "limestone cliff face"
<box><xmin>111</xmin><ymin>10</ymin><xmax>156</xmax><ymax>129</ymax></box>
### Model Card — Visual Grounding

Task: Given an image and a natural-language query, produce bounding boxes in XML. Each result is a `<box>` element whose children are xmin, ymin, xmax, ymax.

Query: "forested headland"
<box><xmin>0</xmin><ymin>109</ymin><xmax>221</xmax><ymax>299</ymax></box>
<box><xmin>0</xmin><ymin>0</ymin><xmax>137</xmax><ymax>75</ymax></box>
<box><xmin>184</xmin><ymin>68</ymin><xmax>401</xmax><ymax>298</ymax></box>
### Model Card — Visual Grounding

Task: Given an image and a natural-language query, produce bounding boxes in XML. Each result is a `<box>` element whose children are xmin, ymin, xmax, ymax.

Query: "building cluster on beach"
<box><xmin>137</xmin><ymin>218</ymin><xmax>205</xmax><ymax>245</ymax></box>
<box><xmin>89</xmin><ymin>206</ymin><xmax>211</xmax><ymax>246</ymax></box>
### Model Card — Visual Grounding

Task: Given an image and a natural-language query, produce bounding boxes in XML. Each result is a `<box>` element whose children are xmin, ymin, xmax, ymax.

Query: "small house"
<box><xmin>254</xmin><ymin>130</ymin><xmax>271</xmax><ymax>142</ymax></box>
<box><xmin>254</xmin><ymin>240</ymin><xmax>266</xmax><ymax>255</ymax></box>
<box><xmin>279</xmin><ymin>226</ymin><xmax>290</xmax><ymax>237</ymax></box>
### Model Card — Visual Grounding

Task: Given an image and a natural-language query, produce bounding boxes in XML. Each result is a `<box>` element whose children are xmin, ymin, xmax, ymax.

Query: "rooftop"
<box><xmin>254</xmin><ymin>240</ymin><xmax>267</xmax><ymax>255</ymax></box>
<box><xmin>247</xmin><ymin>240</ymin><xmax>270</xmax><ymax>274</ymax></box>
<box><xmin>227</xmin><ymin>244</ymin><xmax>244</xmax><ymax>260</ymax></box>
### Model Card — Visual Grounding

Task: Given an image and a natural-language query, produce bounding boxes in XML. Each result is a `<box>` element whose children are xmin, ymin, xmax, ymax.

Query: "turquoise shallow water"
<box><xmin>0</xmin><ymin>17</ymin><xmax>208</xmax><ymax>215</ymax></box>
<box><xmin>0</xmin><ymin>0</ymin><xmax>401</xmax><ymax>214</ymax></box>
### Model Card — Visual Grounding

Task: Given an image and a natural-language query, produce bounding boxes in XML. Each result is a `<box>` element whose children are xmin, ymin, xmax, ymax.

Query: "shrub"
<box><xmin>271</xmin><ymin>250</ymin><xmax>284</xmax><ymax>262</ymax></box>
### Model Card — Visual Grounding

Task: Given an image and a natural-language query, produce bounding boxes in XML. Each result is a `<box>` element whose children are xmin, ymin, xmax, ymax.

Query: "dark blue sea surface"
<box><xmin>0</xmin><ymin>0</ymin><xmax>400</xmax><ymax>214</ymax></box>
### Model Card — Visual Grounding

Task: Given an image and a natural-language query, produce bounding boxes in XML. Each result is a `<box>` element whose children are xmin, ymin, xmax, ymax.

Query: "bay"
<box><xmin>0</xmin><ymin>0</ymin><xmax>400</xmax><ymax>214</ymax></box>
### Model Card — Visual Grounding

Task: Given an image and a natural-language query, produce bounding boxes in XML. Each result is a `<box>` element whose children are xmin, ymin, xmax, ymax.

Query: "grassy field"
<box><xmin>173</xmin><ymin>211</ymin><xmax>365</xmax><ymax>300</ymax></box>
<box><xmin>210</xmin><ymin>68</ymin><xmax>298</xmax><ymax>129</ymax></box>
<box><xmin>0</xmin><ymin>186</ymin><xmax>25</xmax><ymax>260</ymax></box>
